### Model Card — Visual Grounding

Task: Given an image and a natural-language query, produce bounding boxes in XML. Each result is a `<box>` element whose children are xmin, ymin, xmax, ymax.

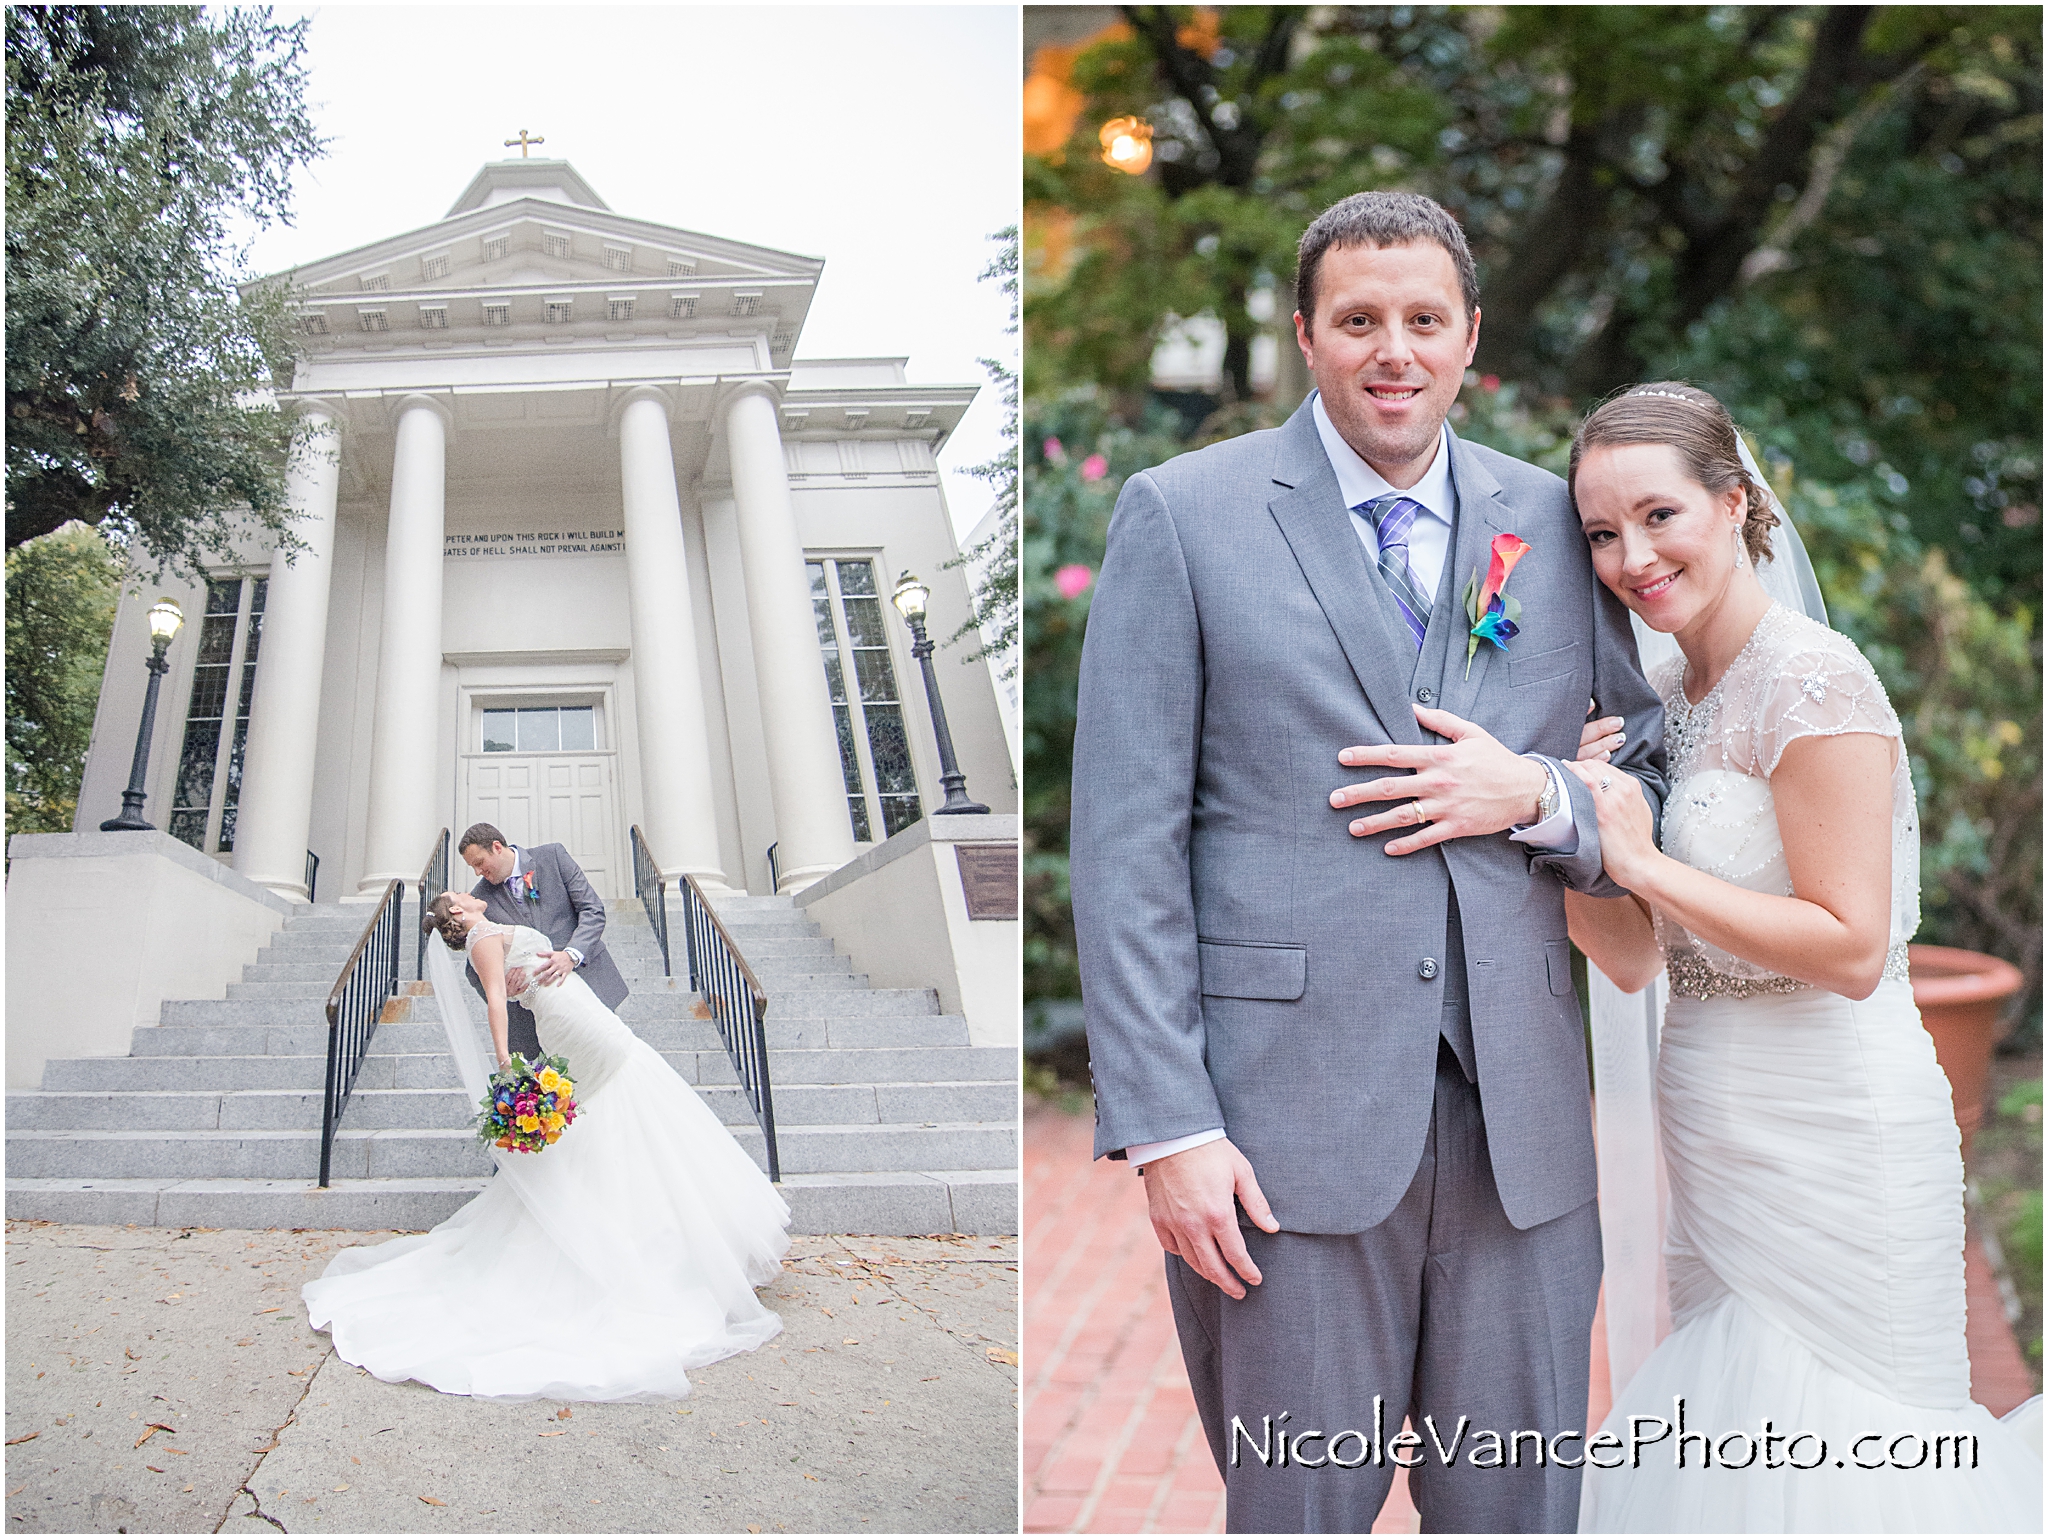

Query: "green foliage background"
<box><xmin>6</xmin><ymin>5</ymin><xmax>322</xmax><ymax>575</ymax></box>
<box><xmin>1023</xmin><ymin>5</ymin><xmax>2042</xmax><ymax>1042</ymax></box>
<box><xmin>6</xmin><ymin>522</ymin><xmax>122</xmax><ymax>837</ymax></box>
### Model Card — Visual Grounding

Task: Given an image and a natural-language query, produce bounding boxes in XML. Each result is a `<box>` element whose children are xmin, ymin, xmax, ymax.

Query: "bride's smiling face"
<box><xmin>1572</xmin><ymin>442</ymin><xmax>1747</xmax><ymax>634</ymax></box>
<box><xmin>443</xmin><ymin>891</ymin><xmax>487</xmax><ymax>930</ymax></box>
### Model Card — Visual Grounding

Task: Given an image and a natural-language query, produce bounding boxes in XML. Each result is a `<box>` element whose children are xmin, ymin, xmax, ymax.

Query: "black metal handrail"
<box><xmin>630</xmin><ymin>825</ymin><xmax>672</xmax><ymax>977</ymax></box>
<box><xmin>678</xmin><ymin>873</ymin><xmax>780</xmax><ymax>1183</ymax></box>
<box><xmin>304</xmin><ymin>849</ymin><xmax>320</xmax><ymax>905</ymax></box>
<box><xmin>415</xmin><ymin>828</ymin><xmax>449</xmax><ymax>982</ymax></box>
<box><xmin>319</xmin><ymin>878</ymin><xmax>403</xmax><ymax>1187</ymax></box>
<box><xmin>767</xmin><ymin>842</ymin><xmax>780</xmax><ymax>894</ymax></box>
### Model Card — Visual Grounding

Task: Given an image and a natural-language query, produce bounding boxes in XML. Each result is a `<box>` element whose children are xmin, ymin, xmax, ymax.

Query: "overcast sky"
<box><xmin>241</xmin><ymin>4</ymin><xmax>1020</xmax><ymax>535</ymax></box>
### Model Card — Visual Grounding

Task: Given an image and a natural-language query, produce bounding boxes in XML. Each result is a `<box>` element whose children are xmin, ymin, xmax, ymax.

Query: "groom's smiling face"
<box><xmin>1295</xmin><ymin>240</ymin><xmax>1479</xmax><ymax>489</ymax></box>
<box><xmin>463</xmin><ymin>840</ymin><xmax>517</xmax><ymax>886</ymax></box>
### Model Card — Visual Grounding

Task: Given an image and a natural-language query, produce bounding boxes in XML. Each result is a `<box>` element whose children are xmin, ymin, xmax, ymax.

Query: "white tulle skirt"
<box><xmin>304</xmin><ymin>970</ymin><xmax>790</xmax><ymax>1402</ymax></box>
<box><xmin>1581</xmin><ymin>980</ymin><xmax>2041</xmax><ymax>1532</ymax></box>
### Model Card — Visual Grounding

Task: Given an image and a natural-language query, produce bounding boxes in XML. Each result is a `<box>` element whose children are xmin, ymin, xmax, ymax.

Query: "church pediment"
<box><xmin>272</xmin><ymin>161</ymin><xmax>823</xmax><ymax>358</ymax></box>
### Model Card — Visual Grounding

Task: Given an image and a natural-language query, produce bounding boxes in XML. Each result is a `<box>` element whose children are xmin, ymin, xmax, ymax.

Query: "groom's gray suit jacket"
<box><xmin>466</xmin><ymin>844</ymin><xmax>629</xmax><ymax>1046</ymax></box>
<box><xmin>1071</xmin><ymin>400</ymin><xmax>1667</xmax><ymax>1234</ymax></box>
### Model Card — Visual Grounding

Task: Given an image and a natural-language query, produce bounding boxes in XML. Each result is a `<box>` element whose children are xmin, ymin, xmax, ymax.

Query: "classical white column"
<box><xmin>233</xmin><ymin>406</ymin><xmax>341</xmax><ymax>900</ymax></box>
<box><xmin>723</xmin><ymin>384</ymin><xmax>857</xmax><ymax>892</ymax></box>
<box><xmin>617</xmin><ymin>387</ymin><xmax>729</xmax><ymax>887</ymax></box>
<box><xmin>355</xmin><ymin>394</ymin><xmax>450</xmax><ymax>897</ymax></box>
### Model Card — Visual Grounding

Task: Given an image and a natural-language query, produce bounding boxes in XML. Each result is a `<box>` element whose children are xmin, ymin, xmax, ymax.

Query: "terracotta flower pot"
<box><xmin>1908</xmin><ymin>943</ymin><xmax>2024</xmax><ymax>1162</ymax></box>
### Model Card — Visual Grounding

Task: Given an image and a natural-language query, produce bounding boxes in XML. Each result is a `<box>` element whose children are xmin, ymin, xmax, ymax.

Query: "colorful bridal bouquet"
<box><xmin>475</xmin><ymin>1054</ymin><xmax>578</xmax><ymax>1153</ymax></box>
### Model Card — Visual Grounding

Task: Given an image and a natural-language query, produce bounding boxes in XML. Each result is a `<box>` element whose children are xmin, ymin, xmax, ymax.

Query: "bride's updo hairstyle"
<box><xmin>1568</xmin><ymin>381</ymin><xmax>1781</xmax><ymax>565</ymax></box>
<box><xmin>423</xmin><ymin>892</ymin><xmax>467</xmax><ymax>950</ymax></box>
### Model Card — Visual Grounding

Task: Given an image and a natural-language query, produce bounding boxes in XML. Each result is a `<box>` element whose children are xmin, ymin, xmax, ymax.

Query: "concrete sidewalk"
<box><xmin>4</xmin><ymin>1221</ymin><xmax>1017</xmax><ymax>1534</ymax></box>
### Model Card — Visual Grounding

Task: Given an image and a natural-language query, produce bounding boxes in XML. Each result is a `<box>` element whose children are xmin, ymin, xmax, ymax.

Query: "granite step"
<box><xmin>38</xmin><ymin>1044</ymin><xmax>1018</xmax><ymax>1093</ymax></box>
<box><xmin>8</xmin><ymin>1121</ymin><xmax>1018</xmax><ymax>1180</ymax></box>
<box><xmin>4</xmin><ymin>1171</ymin><xmax>1016</xmax><ymax>1235</ymax></box>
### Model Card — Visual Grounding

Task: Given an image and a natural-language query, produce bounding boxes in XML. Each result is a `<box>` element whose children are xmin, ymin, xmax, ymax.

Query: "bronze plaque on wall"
<box><xmin>955</xmin><ymin>844</ymin><xmax>1020</xmax><ymax>920</ymax></box>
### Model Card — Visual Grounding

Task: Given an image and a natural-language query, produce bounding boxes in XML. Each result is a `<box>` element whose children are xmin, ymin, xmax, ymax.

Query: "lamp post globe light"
<box><xmin>890</xmin><ymin>570</ymin><xmax>989</xmax><ymax>817</ymax></box>
<box><xmin>98</xmin><ymin>598</ymin><xmax>186</xmax><ymax>832</ymax></box>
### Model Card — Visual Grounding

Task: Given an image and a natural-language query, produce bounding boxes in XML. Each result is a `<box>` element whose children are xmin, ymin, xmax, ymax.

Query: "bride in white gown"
<box><xmin>1560</xmin><ymin>384</ymin><xmax>2039</xmax><ymax>1532</ymax></box>
<box><xmin>303</xmin><ymin>891</ymin><xmax>790</xmax><ymax>1402</ymax></box>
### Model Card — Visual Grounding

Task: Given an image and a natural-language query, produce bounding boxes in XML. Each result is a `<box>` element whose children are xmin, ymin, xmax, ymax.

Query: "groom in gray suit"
<box><xmin>1071</xmin><ymin>193</ymin><xmax>1666</xmax><ymax>1533</ymax></box>
<box><xmin>458</xmin><ymin>822</ymin><xmax>629</xmax><ymax>1062</ymax></box>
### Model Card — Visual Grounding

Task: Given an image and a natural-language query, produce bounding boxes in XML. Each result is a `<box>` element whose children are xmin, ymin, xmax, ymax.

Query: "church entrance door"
<box><xmin>463</xmin><ymin>704</ymin><xmax>621</xmax><ymax>900</ymax></box>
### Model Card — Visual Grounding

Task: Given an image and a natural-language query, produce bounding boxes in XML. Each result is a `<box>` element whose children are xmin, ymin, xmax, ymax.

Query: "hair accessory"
<box><xmin>1628</xmin><ymin>389</ymin><xmax>1703</xmax><ymax>404</ymax></box>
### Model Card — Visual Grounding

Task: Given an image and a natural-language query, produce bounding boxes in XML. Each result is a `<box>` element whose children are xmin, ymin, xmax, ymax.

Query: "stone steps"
<box><xmin>4</xmin><ymin>1170</ymin><xmax>1013</xmax><ymax>1235</ymax></box>
<box><xmin>6</xmin><ymin>890</ymin><xmax>1016</xmax><ymax>1234</ymax></box>
<box><xmin>38</xmin><ymin>1044</ymin><xmax>1019</xmax><ymax>1092</ymax></box>
<box><xmin>7</xmin><ymin>1120</ymin><xmax>1017</xmax><ymax>1180</ymax></box>
<box><xmin>10</xmin><ymin>1079</ymin><xmax>1017</xmax><ymax>1131</ymax></box>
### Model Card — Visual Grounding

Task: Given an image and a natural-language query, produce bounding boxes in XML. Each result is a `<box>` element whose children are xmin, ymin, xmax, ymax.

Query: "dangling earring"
<box><xmin>1732</xmin><ymin>523</ymin><xmax>1746</xmax><ymax>566</ymax></box>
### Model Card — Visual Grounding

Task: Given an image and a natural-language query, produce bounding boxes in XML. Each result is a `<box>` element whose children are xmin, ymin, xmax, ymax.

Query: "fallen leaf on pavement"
<box><xmin>254</xmin><ymin>1307</ymin><xmax>280</xmax><ymax>1315</ymax></box>
<box><xmin>332</xmin><ymin>1485</ymin><xmax>349</xmax><ymax>1493</ymax></box>
<box><xmin>182</xmin><ymin>1485</ymin><xmax>194</xmax><ymax>1493</ymax></box>
<box><xmin>843</xmin><ymin>1338</ymin><xmax>859</xmax><ymax>1345</ymax></box>
<box><xmin>986</xmin><ymin>1348</ymin><xmax>1019</xmax><ymax>1366</ymax></box>
<box><xmin>165</xmin><ymin>1447</ymin><xmax>189</xmax><ymax>1455</ymax></box>
<box><xmin>3</xmin><ymin>1434</ymin><xmax>36</xmax><ymax>1447</ymax></box>
<box><xmin>250</xmin><ymin>1441</ymin><xmax>278</xmax><ymax>1454</ymax></box>
<box><xmin>125</xmin><ymin>1348</ymin><xmax>140</xmax><ymax>1360</ymax></box>
<box><xmin>235</xmin><ymin>1339</ymin><xmax>254</xmax><ymax>1347</ymax></box>
<box><xmin>538</xmin><ymin>1431</ymin><xmax>565</xmax><ymax>1438</ymax></box>
<box><xmin>556</xmin><ymin>1408</ymin><xmax>572</xmax><ymax>1419</ymax></box>
<box><xmin>419</xmin><ymin>1495</ymin><xmax>445</xmax><ymax>1506</ymax></box>
<box><xmin>350</xmin><ymin>1456</ymin><xmax>361</xmax><ymax>1465</ymax></box>
<box><xmin>920</xmin><ymin>1376</ymin><xmax>939</xmax><ymax>1382</ymax></box>
<box><xmin>6</xmin><ymin>1486</ymin><xmax>23</xmax><ymax>1497</ymax></box>
<box><xmin>145</xmin><ymin>1465</ymin><xmax>164</xmax><ymax>1474</ymax></box>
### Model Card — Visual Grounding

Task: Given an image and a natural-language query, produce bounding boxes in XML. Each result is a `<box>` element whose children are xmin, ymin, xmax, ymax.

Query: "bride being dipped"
<box><xmin>1560</xmin><ymin>383</ymin><xmax>2039</xmax><ymax>1532</ymax></box>
<box><xmin>302</xmin><ymin>890</ymin><xmax>790</xmax><ymax>1402</ymax></box>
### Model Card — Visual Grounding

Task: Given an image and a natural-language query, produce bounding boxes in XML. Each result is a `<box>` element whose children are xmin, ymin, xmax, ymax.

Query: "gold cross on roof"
<box><xmin>504</xmin><ymin>129</ymin><xmax>545</xmax><ymax>158</ymax></box>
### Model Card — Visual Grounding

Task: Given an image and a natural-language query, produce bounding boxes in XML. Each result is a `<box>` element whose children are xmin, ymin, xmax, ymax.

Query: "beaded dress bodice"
<box><xmin>1652</xmin><ymin>603</ymin><xmax>1919</xmax><ymax>999</ymax></box>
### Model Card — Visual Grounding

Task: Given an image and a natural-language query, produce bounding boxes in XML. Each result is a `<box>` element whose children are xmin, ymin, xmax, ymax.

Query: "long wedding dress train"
<box><xmin>1579</xmin><ymin>605</ymin><xmax>2041</xmax><ymax>1532</ymax></box>
<box><xmin>303</xmin><ymin>921</ymin><xmax>790</xmax><ymax>1401</ymax></box>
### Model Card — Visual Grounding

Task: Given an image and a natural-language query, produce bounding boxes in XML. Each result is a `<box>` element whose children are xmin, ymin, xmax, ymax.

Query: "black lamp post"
<box><xmin>99</xmin><ymin>598</ymin><xmax>186</xmax><ymax>832</ymax></box>
<box><xmin>890</xmin><ymin>570</ymin><xmax>989</xmax><ymax>816</ymax></box>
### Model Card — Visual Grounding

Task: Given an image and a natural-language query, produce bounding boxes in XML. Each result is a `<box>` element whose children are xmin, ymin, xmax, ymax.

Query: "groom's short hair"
<box><xmin>1295</xmin><ymin>191</ymin><xmax>1480</xmax><ymax>330</ymax></box>
<box><xmin>458</xmin><ymin>822</ymin><xmax>510</xmax><ymax>856</ymax></box>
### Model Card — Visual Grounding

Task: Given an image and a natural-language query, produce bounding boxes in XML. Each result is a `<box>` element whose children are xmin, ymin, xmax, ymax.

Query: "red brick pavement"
<box><xmin>1025</xmin><ymin>1100</ymin><xmax>2030</xmax><ymax>1535</ymax></box>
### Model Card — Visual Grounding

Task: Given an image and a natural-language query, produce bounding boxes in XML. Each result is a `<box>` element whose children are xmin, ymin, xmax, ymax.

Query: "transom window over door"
<box><xmin>168</xmin><ymin>577</ymin><xmax>264</xmax><ymax>854</ymax></box>
<box><xmin>482</xmin><ymin>706</ymin><xmax>597</xmax><ymax>753</ymax></box>
<box><xmin>809</xmin><ymin>557</ymin><xmax>922</xmax><ymax>842</ymax></box>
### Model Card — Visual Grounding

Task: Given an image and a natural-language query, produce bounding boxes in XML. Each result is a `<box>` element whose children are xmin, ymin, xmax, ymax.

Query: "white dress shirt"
<box><xmin>1123</xmin><ymin>399</ymin><xmax>1577</xmax><ymax>1172</ymax></box>
<box><xmin>506</xmin><ymin>846</ymin><xmax>582</xmax><ymax>968</ymax></box>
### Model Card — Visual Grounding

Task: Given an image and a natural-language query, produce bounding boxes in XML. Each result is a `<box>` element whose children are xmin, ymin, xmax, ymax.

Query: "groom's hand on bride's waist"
<box><xmin>529</xmin><ymin>950</ymin><xmax>577</xmax><ymax>987</ymax></box>
<box><xmin>1142</xmin><ymin>1140</ymin><xmax>1280</xmax><ymax>1300</ymax></box>
<box><xmin>1332</xmin><ymin>703</ymin><xmax>1552</xmax><ymax>855</ymax></box>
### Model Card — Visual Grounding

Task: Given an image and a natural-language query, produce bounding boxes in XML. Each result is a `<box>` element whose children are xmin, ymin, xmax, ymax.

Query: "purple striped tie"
<box><xmin>1361</xmin><ymin>495</ymin><xmax>1432</xmax><ymax>649</ymax></box>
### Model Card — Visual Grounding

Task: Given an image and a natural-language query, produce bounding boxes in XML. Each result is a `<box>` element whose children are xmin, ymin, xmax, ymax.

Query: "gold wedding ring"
<box><xmin>1409</xmin><ymin>799</ymin><xmax>1427</xmax><ymax>825</ymax></box>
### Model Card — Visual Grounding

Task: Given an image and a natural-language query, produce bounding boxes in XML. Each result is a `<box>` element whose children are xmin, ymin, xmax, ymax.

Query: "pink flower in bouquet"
<box><xmin>1055</xmin><ymin>564</ymin><xmax>1094</xmax><ymax>600</ymax></box>
<box><xmin>1080</xmin><ymin>453</ymin><xmax>1108</xmax><ymax>482</ymax></box>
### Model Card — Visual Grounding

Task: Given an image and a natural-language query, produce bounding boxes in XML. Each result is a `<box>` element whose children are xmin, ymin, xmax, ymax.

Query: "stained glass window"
<box><xmin>169</xmin><ymin>578</ymin><xmax>264</xmax><ymax>855</ymax></box>
<box><xmin>807</xmin><ymin>558</ymin><xmax>922</xmax><ymax>842</ymax></box>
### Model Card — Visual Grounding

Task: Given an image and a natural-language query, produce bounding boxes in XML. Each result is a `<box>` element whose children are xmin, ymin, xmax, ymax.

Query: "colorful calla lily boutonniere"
<box><xmin>518</xmin><ymin>869</ymin><xmax>539</xmax><ymax>905</ymax></box>
<box><xmin>1462</xmin><ymin>533</ymin><xmax>1533</xmax><ymax>677</ymax></box>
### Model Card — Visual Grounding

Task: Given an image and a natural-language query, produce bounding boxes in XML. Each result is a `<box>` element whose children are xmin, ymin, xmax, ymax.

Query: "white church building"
<box><xmin>8</xmin><ymin>160</ymin><xmax>1018</xmax><ymax>1236</ymax></box>
<box><xmin>78</xmin><ymin>157</ymin><xmax>1013</xmax><ymax>899</ymax></box>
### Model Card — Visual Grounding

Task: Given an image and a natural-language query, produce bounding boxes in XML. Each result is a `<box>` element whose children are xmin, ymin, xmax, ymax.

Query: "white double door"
<box><xmin>462</xmin><ymin>752</ymin><xmax>621</xmax><ymax>900</ymax></box>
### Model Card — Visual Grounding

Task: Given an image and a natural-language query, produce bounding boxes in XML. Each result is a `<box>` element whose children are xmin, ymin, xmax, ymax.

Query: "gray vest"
<box><xmin>1357</xmin><ymin>488</ymin><xmax>1477</xmax><ymax>1081</ymax></box>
